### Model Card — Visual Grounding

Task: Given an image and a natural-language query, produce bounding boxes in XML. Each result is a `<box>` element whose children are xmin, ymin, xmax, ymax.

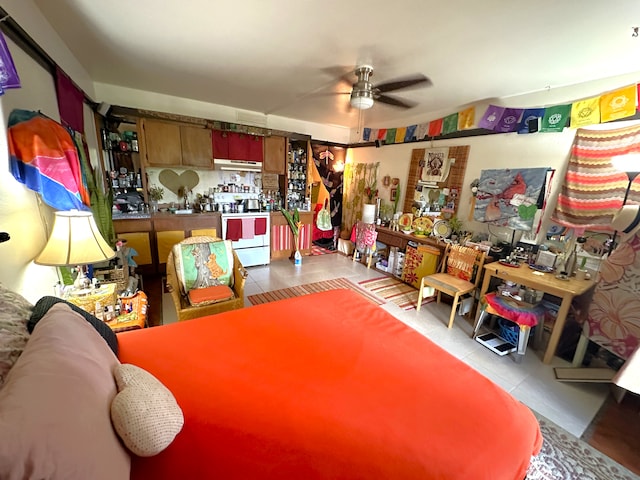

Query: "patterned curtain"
<box><xmin>342</xmin><ymin>162</ymin><xmax>379</xmax><ymax>237</ymax></box>
<box><xmin>552</xmin><ymin>124</ymin><xmax>640</xmax><ymax>230</ymax></box>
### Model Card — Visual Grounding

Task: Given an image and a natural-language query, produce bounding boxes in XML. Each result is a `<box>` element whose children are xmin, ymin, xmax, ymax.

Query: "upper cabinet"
<box><xmin>212</xmin><ymin>130</ymin><xmax>263</xmax><ymax>163</ymax></box>
<box><xmin>140</xmin><ymin>119</ymin><xmax>213</xmax><ymax>168</ymax></box>
<box><xmin>263</xmin><ymin>135</ymin><xmax>286</xmax><ymax>174</ymax></box>
<box><xmin>181</xmin><ymin>126</ymin><xmax>213</xmax><ymax>168</ymax></box>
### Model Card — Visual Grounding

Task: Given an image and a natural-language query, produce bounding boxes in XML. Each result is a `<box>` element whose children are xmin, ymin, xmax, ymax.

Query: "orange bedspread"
<box><xmin>117</xmin><ymin>289</ymin><xmax>541</xmax><ymax>479</ymax></box>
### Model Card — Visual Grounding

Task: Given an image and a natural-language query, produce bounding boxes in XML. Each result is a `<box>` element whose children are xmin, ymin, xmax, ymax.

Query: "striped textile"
<box><xmin>552</xmin><ymin>124</ymin><xmax>640</xmax><ymax>229</ymax></box>
<box><xmin>247</xmin><ymin>278</ymin><xmax>383</xmax><ymax>306</ymax></box>
<box><xmin>271</xmin><ymin>224</ymin><xmax>312</xmax><ymax>251</ymax></box>
<box><xmin>359</xmin><ymin>276</ymin><xmax>434</xmax><ymax>311</ymax></box>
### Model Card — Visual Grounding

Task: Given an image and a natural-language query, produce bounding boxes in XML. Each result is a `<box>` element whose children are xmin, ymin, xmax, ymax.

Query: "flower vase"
<box><xmin>150</xmin><ymin>200</ymin><xmax>159</xmax><ymax>213</ymax></box>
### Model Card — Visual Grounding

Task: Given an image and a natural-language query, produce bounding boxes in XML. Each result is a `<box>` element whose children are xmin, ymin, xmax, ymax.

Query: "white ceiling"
<box><xmin>33</xmin><ymin>0</ymin><xmax>640</xmax><ymax>130</ymax></box>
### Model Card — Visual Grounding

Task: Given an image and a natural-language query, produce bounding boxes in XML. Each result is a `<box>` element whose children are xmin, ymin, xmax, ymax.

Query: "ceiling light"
<box><xmin>350</xmin><ymin>90</ymin><xmax>374</xmax><ymax>110</ymax></box>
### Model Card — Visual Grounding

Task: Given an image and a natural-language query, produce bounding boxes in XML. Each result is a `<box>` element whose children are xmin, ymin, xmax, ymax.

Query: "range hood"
<box><xmin>214</xmin><ymin>159</ymin><xmax>262</xmax><ymax>172</ymax></box>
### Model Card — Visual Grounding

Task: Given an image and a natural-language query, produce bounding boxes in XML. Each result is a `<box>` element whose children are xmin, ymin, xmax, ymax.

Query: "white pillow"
<box><xmin>110</xmin><ymin>363</ymin><xmax>184</xmax><ymax>457</ymax></box>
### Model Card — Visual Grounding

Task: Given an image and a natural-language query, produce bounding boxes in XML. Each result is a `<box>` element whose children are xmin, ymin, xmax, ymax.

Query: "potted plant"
<box><xmin>148</xmin><ymin>185</ymin><xmax>164</xmax><ymax>212</ymax></box>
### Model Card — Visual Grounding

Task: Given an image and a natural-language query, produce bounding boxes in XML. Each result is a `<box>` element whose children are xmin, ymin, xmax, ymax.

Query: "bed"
<box><xmin>117</xmin><ymin>289</ymin><xmax>542</xmax><ymax>479</ymax></box>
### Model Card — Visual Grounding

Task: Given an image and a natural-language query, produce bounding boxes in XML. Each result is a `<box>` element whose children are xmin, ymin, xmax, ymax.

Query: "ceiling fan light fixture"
<box><xmin>350</xmin><ymin>90</ymin><xmax>374</xmax><ymax>110</ymax></box>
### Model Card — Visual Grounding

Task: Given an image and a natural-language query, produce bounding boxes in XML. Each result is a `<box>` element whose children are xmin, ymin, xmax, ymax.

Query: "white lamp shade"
<box><xmin>35</xmin><ymin>210</ymin><xmax>116</xmax><ymax>266</ymax></box>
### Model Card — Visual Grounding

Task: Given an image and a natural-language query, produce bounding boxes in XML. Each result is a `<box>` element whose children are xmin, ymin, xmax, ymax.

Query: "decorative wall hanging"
<box><xmin>420</xmin><ymin>147</ymin><xmax>450</xmax><ymax>183</ymax></box>
<box><xmin>473</xmin><ymin>167</ymin><xmax>549</xmax><ymax>231</ymax></box>
<box><xmin>551</xmin><ymin>123</ymin><xmax>640</xmax><ymax>230</ymax></box>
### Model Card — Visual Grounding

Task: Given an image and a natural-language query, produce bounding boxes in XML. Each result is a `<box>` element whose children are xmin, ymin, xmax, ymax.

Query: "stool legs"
<box><xmin>473</xmin><ymin>304</ymin><xmax>489</xmax><ymax>339</ymax></box>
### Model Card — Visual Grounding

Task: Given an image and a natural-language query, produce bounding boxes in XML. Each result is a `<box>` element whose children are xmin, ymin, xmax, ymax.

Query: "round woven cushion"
<box><xmin>110</xmin><ymin>364</ymin><xmax>184</xmax><ymax>457</ymax></box>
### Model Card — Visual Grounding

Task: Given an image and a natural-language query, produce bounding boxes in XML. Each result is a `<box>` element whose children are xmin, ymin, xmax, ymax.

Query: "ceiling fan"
<box><xmin>342</xmin><ymin>65</ymin><xmax>432</xmax><ymax>110</ymax></box>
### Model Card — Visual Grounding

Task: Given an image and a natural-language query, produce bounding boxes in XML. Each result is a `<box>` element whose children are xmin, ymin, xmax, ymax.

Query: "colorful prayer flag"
<box><xmin>427</xmin><ymin>119</ymin><xmax>442</xmax><ymax>137</ymax></box>
<box><xmin>442</xmin><ymin>113</ymin><xmax>458</xmax><ymax>135</ymax></box>
<box><xmin>386</xmin><ymin>128</ymin><xmax>397</xmax><ymax>144</ymax></box>
<box><xmin>416</xmin><ymin>123</ymin><xmax>429</xmax><ymax>140</ymax></box>
<box><xmin>600</xmin><ymin>85</ymin><xmax>637</xmax><ymax>122</ymax></box>
<box><xmin>570</xmin><ymin>96</ymin><xmax>601</xmax><ymax>128</ymax></box>
<box><xmin>395</xmin><ymin>127</ymin><xmax>406</xmax><ymax>144</ymax></box>
<box><xmin>362</xmin><ymin>128</ymin><xmax>371</xmax><ymax>142</ymax></box>
<box><xmin>517</xmin><ymin>108</ymin><xmax>545</xmax><ymax>134</ymax></box>
<box><xmin>457</xmin><ymin>106</ymin><xmax>475</xmax><ymax>130</ymax></box>
<box><xmin>478</xmin><ymin>105</ymin><xmax>505</xmax><ymax>130</ymax></box>
<box><xmin>369</xmin><ymin>129</ymin><xmax>378</xmax><ymax>142</ymax></box>
<box><xmin>540</xmin><ymin>104</ymin><xmax>571</xmax><ymax>132</ymax></box>
<box><xmin>404</xmin><ymin>125</ymin><xmax>417</xmax><ymax>142</ymax></box>
<box><xmin>377</xmin><ymin>129</ymin><xmax>387</xmax><ymax>140</ymax></box>
<box><xmin>495</xmin><ymin>108</ymin><xmax>524</xmax><ymax>133</ymax></box>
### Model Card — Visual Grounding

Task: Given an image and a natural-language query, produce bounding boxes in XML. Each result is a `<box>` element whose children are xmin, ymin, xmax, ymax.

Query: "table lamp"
<box><xmin>34</xmin><ymin>210</ymin><xmax>116</xmax><ymax>291</ymax></box>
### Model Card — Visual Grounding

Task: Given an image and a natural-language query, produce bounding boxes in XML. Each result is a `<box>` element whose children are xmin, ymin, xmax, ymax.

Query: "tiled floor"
<box><xmin>164</xmin><ymin>252</ymin><xmax>611</xmax><ymax>439</ymax></box>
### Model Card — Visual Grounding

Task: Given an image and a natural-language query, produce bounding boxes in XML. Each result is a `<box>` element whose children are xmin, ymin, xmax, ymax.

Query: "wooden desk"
<box><xmin>477</xmin><ymin>261</ymin><xmax>595</xmax><ymax>364</ymax></box>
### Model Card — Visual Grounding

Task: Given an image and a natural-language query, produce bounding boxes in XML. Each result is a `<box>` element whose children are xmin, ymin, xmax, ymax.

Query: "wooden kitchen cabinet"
<box><xmin>141</xmin><ymin>119</ymin><xmax>213</xmax><ymax>168</ymax></box>
<box><xmin>263</xmin><ymin>135</ymin><xmax>286</xmax><ymax>174</ymax></box>
<box><xmin>113</xmin><ymin>218</ymin><xmax>155</xmax><ymax>275</ymax></box>
<box><xmin>181</xmin><ymin>126</ymin><xmax>213</xmax><ymax>168</ymax></box>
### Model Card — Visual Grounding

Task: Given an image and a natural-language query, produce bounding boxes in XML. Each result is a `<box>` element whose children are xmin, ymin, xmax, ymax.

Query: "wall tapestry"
<box><xmin>473</xmin><ymin>167</ymin><xmax>548</xmax><ymax>231</ymax></box>
<box><xmin>311</xmin><ymin>143</ymin><xmax>345</xmax><ymax>240</ymax></box>
<box><xmin>551</xmin><ymin>124</ymin><xmax>640</xmax><ymax>230</ymax></box>
<box><xmin>342</xmin><ymin>162</ymin><xmax>379</xmax><ymax>237</ymax></box>
<box><xmin>420</xmin><ymin>147</ymin><xmax>451</xmax><ymax>183</ymax></box>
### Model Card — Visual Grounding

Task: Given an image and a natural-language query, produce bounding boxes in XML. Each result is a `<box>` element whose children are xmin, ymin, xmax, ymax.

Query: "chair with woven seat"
<box><xmin>166</xmin><ymin>236</ymin><xmax>248</xmax><ymax>321</ymax></box>
<box><xmin>416</xmin><ymin>243</ymin><xmax>486</xmax><ymax>328</ymax></box>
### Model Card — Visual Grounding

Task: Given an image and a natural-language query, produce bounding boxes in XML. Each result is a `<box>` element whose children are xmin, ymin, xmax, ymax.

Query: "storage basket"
<box><xmin>498</xmin><ymin>318</ymin><xmax>534</xmax><ymax>345</ymax></box>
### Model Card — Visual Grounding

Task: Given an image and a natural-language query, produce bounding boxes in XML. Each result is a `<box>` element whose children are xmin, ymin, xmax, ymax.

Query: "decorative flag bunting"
<box><xmin>0</xmin><ymin>32</ymin><xmax>21</xmax><ymax>94</ymax></box>
<box><xmin>361</xmin><ymin>82</ymin><xmax>640</xmax><ymax>145</ymax></box>
<box><xmin>570</xmin><ymin>96</ymin><xmax>601</xmax><ymax>128</ymax></box>
<box><xmin>518</xmin><ymin>108</ymin><xmax>545</xmax><ymax>134</ymax></box>
<box><xmin>443</xmin><ymin>113</ymin><xmax>458</xmax><ymax>135</ymax></box>
<box><xmin>478</xmin><ymin>105</ymin><xmax>505</xmax><ymax>130</ymax></box>
<box><xmin>495</xmin><ymin>108</ymin><xmax>524</xmax><ymax>133</ymax></box>
<box><xmin>428</xmin><ymin>119</ymin><xmax>442</xmax><ymax>137</ymax></box>
<box><xmin>600</xmin><ymin>85</ymin><xmax>637</xmax><ymax>122</ymax></box>
<box><xmin>540</xmin><ymin>104</ymin><xmax>571</xmax><ymax>132</ymax></box>
<box><xmin>458</xmin><ymin>106</ymin><xmax>475</xmax><ymax>130</ymax></box>
<box><xmin>386</xmin><ymin>128</ymin><xmax>397</xmax><ymax>144</ymax></box>
<box><xmin>404</xmin><ymin>125</ymin><xmax>417</xmax><ymax>142</ymax></box>
<box><xmin>416</xmin><ymin>123</ymin><xmax>429</xmax><ymax>140</ymax></box>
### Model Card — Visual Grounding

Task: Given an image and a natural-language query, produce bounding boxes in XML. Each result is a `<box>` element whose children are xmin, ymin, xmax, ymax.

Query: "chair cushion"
<box><xmin>446</xmin><ymin>245</ymin><xmax>478</xmax><ymax>281</ymax></box>
<box><xmin>173</xmin><ymin>240</ymin><xmax>234</xmax><ymax>294</ymax></box>
<box><xmin>187</xmin><ymin>285</ymin><xmax>235</xmax><ymax>306</ymax></box>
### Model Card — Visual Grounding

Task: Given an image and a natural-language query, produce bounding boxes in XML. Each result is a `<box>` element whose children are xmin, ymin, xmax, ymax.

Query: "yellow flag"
<box><xmin>570</xmin><ymin>96</ymin><xmax>601</xmax><ymax>128</ymax></box>
<box><xmin>458</xmin><ymin>106</ymin><xmax>475</xmax><ymax>130</ymax></box>
<box><xmin>395</xmin><ymin>127</ymin><xmax>407</xmax><ymax>144</ymax></box>
<box><xmin>600</xmin><ymin>85</ymin><xmax>637</xmax><ymax>122</ymax></box>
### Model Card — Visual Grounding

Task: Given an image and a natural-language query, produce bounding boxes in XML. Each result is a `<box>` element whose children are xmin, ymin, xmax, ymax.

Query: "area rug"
<box><xmin>528</xmin><ymin>412</ymin><xmax>639</xmax><ymax>480</ymax></box>
<box><xmin>358</xmin><ymin>276</ymin><xmax>433</xmax><ymax>311</ymax></box>
<box><xmin>247</xmin><ymin>277</ymin><xmax>384</xmax><ymax>306</ymax></box>
<box><xmin>311</xmin><ymin>244</ymin><xmax>336</xmax><ymax>256</ymax></box>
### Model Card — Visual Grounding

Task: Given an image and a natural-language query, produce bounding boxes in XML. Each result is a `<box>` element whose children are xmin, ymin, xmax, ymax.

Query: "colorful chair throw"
<box><xmin>173</xmin><ymin>240</ymin><xmax>235</xmax><ymax>295</ymax></box>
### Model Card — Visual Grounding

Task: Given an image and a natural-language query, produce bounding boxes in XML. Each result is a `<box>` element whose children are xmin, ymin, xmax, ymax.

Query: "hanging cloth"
<box><xmin>551</xmin><ymin>124</ymin><xmax>640</xmax><ymax>230</ymax></box>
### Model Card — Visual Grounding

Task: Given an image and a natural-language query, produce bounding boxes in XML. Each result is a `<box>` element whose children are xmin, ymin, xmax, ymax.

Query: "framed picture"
<box><xmin>390</xmin><ymin>187</ymin><xmax>398</xmax><ymax>202</ymax></box>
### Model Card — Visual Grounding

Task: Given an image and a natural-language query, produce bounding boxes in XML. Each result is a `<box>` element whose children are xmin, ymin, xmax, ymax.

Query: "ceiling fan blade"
<box><xmin>376</xmin><ymin>94</ymin><xmax>417</xmax><ymax>109</ymax></box>
<box><xmin>375</xmin><ymin>75</ymin><xmax>432</xmax><ymax>93</ymax></box>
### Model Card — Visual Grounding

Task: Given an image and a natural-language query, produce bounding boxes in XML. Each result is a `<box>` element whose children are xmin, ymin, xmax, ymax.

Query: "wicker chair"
<box><xmin>166</xmin><ymin>236</ymin><xmax>248</xmax><ymax>321</ymax></box>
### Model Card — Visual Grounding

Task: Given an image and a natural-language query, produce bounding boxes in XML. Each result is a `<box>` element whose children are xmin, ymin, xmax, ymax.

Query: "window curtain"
<box><xmin>342</xmin><ymin>162</ymin><xmax>379</xmax><ymax>236</ymax></box>
<box><xmin>552</xmin><ymin>124</ymin><xmax>640</xmax><ymax>230</ymax></box>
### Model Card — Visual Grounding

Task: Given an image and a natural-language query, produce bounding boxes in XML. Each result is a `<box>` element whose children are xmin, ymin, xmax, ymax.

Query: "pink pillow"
<box><xmin>0</xmin><ymin>303</ymin><xmax>130</xmax><ymax>479</ymax></box>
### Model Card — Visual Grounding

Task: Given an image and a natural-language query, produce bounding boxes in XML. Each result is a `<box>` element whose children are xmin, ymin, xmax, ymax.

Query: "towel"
<box><xmin>241</xmin><ymin>218</ymin><xmax>254</xmax><ymax>239</ymax></box>
<box><xmin>226</xmin><ymin>219</ymin><xmax>242</xmax><ymax>241</ymax></box>
<box><xmin>255</xmin><ymin>218</ymin><xmax>267</xmax><ymax>235</ymax></box>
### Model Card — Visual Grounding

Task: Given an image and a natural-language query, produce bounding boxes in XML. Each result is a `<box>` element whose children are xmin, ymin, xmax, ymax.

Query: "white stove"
<box><xmin>221</xmin><ymin>212</ymin><xmax>270</xmax><ymax>267</ymax></box>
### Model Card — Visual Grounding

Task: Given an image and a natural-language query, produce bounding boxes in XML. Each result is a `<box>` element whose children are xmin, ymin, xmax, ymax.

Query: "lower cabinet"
<box><xmin>270</xmin><ymin>211</ymin><xmax>313</xmax><ymax>261</ymax></box>
<box><xmin>113</xmin><ymin>213</ymin><xmax>222</xmax><ymax>274</ymax></box>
